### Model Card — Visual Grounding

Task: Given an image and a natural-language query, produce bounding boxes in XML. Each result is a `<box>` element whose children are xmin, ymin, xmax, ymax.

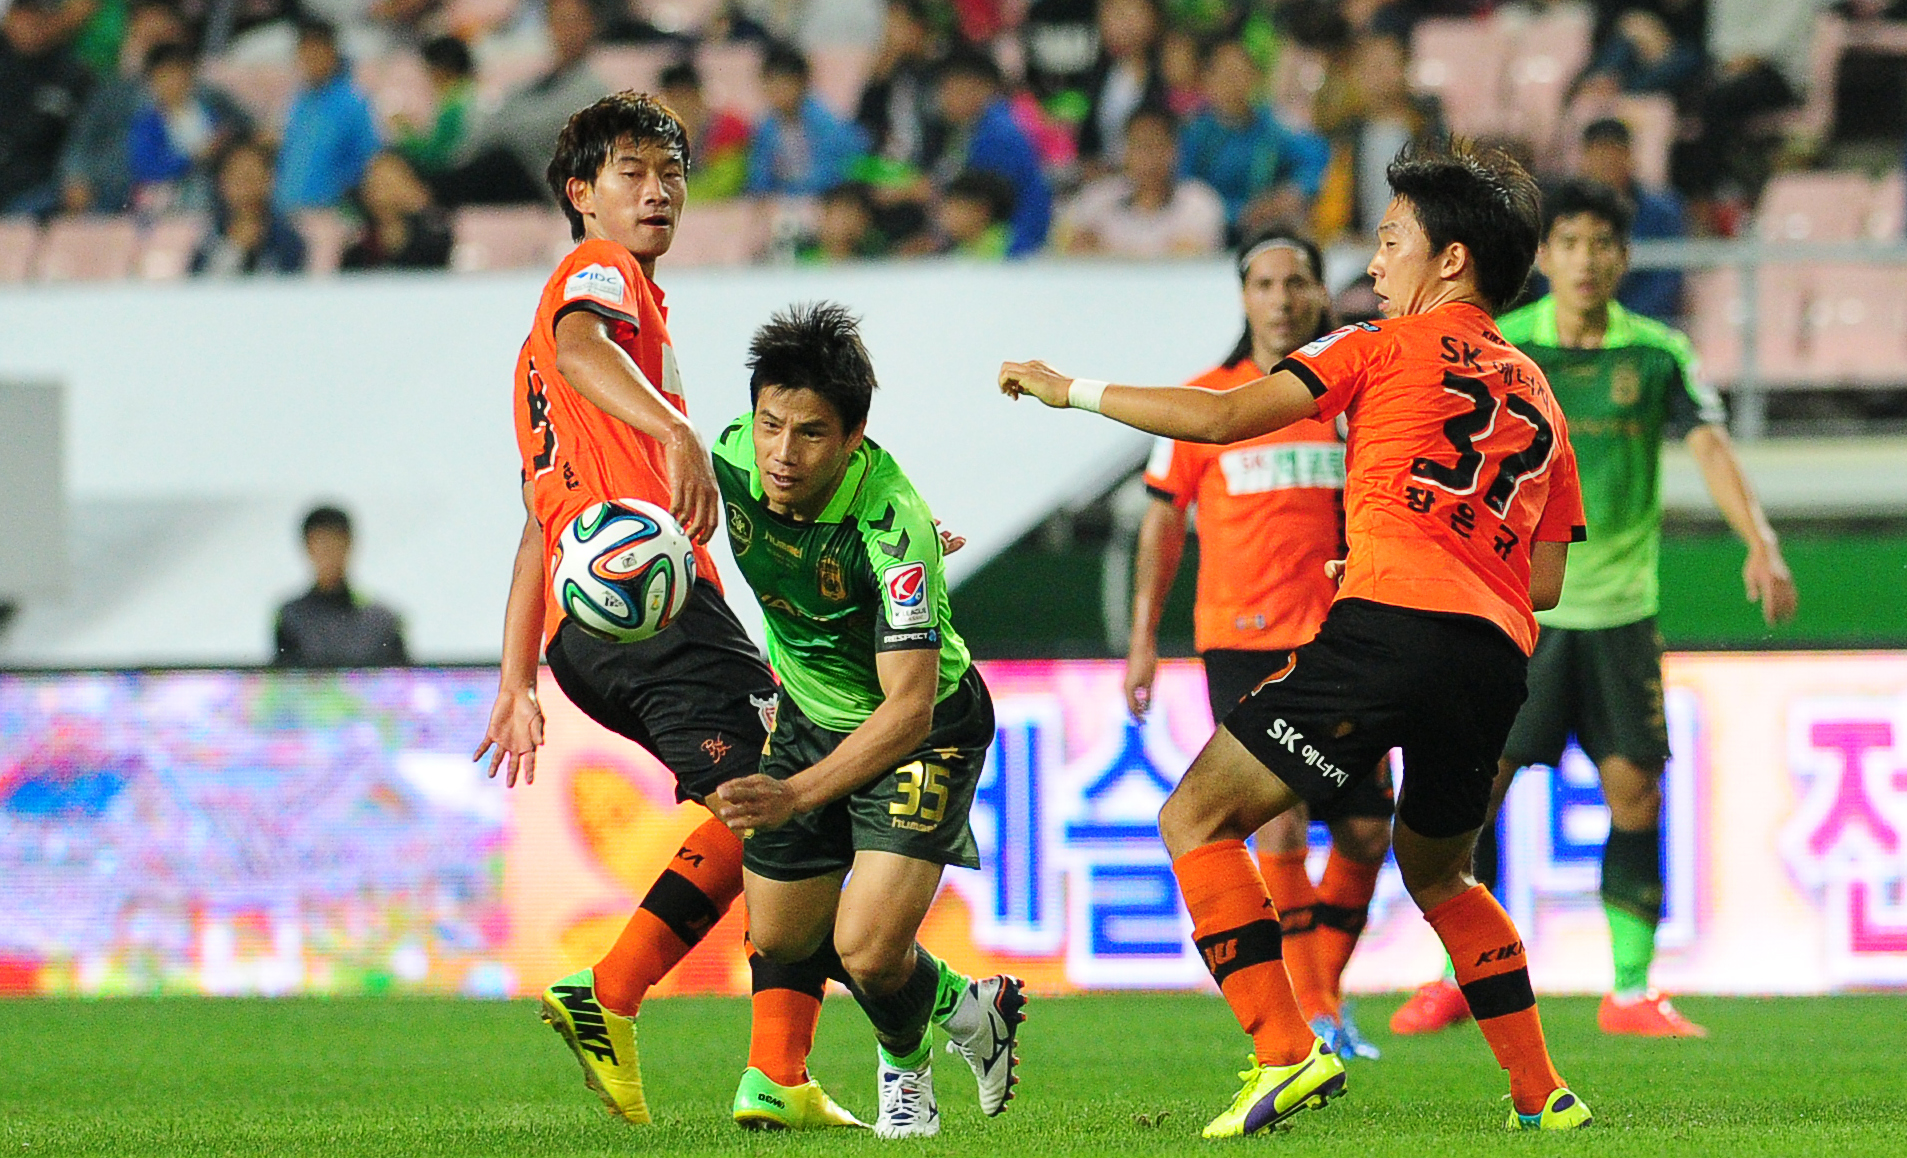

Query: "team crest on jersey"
<box><xmin>1298</xmin><ymin>325</ymin><xmax>1357</xmax><ymax>358</ymax></box>
<box><xmin>727</xmin><ymin>503</ymin><xmax>753</xmax><ymax>556</ymax></box>
<box><xmin>1610</xmin><ymin>361</ymin><xmax>1641</xmax><ymax>406</ymax></box>
<box><xmin>563</xmin><ymin>263</ymin><xmax>628</xmax><ymax>307</ymax></box>
<box><xmin>882</xmin><ymin>561</ymin><xmax>931</xmax><ymax>627</ymax></box>
<box><xmin>750</xmin><ymin>692</ymin><xmax>778</xmax><ymax>735</ymax></box>
<box><xmin>818</xmin><ymin>555</ymin><xmax>848</xmax><ymax>603</ymax></box>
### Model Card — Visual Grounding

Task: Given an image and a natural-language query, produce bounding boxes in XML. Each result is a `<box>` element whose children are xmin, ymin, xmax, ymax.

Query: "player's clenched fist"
<box><xmin>662</xmin><ymin>425</ymin><xmax>721</xmax><ymax>543</ymax></box>
<box><xmin>713</xmin><ymin>773</ymin><xmax>801</xmax><ymax>836</ymax></box>
<box><xmin>998</xmin><ymin>360</ymin><xmax>1074</xmax><ymax>407</ymax></box>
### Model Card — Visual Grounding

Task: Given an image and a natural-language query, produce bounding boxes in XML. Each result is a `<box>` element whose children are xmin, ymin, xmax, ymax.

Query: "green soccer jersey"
<box><xmin>712</xmin><ymin>415</ymin><xmax>972</xmax><ymax>732</ymax></box>
<box><xmin>1498</xmin><ymin>297</ymin><xmax>1727</xmax><ymax>630</ymax></box>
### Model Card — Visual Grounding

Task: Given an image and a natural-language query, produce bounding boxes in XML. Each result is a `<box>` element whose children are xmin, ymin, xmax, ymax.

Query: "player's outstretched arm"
<box><xmin>1530</xmin><ymin>540</ymin><xmax>1570</xmax><ymax>613</ymax></box>
<box><xmin>1125</xmin><ymin>497</ymin><xmax>1187</xmax><ymax>717</ymax></box>
<box><xmin>554</xmin><ymin>311</ymin><xmax>720</xmax><ymax>542</ymax></box>
<box><xmin>1686</xmin><ymin>423</ymin><xmax>1797</xmax><ymax>625</ymax></box>
<box><xmin>998</xmin><ymin>359</ymin><xmax>1320</xmax><ymax>444</ymax></box>
<box><xmin>712</xmin><ymin>648</ymin><xmax>939</xmax><ymax>835</ymax></box>
<box><xmin>475</xmin><ymin>493</ymin><xmax>547</xmax><ymax>787</ymax></box>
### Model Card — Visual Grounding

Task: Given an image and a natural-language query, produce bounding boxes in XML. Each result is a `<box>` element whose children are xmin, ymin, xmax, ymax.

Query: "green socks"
<box><xmin>1601</xmin><ymin>826</ymin><xmax>1664</xmax><ymax>996</ymax></box>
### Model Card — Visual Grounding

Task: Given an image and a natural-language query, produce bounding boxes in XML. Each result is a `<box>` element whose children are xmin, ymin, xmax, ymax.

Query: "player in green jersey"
<box><xmin>1391</xmin><ymin>179</ymin><xmax>1798</xmax><ymax>1039</ymax></box>
<box><xmin>709</xmin><ymin>302</ymin><xmax>1024</xmax><ymax>1139</ymax></box>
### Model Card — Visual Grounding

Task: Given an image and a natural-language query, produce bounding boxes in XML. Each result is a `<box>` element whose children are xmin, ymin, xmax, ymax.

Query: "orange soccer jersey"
<box><xmin>1143</xmin><ymin>359</ymin><xmax>1344</xmax><ymax>653</ymax></box>
<box><xmin>513</xmin><ymin>238</ymin><xmax>718</xmax><ymax>646</ymax></box>
<box><xmin>1276</xmin><ymin>301</ymin><xmax>1585</xmax><ymax>656</ymax></box>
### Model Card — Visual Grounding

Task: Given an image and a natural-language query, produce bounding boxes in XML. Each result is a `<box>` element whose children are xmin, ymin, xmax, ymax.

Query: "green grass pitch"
<box><xmin>4</xmin><ymin>993</ymin><xmax>1905</xmax><ymax>1156</ymax></box>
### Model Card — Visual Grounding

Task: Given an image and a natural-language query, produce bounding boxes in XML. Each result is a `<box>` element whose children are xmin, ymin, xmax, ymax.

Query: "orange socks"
<box><xmin>1311</xmin><ymin>851</ymin><xmax>1381</xmax><ymax>1017</ymax></box>
<box><xmin>1425</xmin><ymin>885</ymin><xmax>1565</xmax><ymax>1114</ymax></box>
<box><xmin>593</xmin><ymin>816</ymin><xmax>744</xmax><ymax>1016</ymax></box>
<box><xmin>1257</xmin><ymin>848</ymin><xmax>1326</xmax><ymax>1022</ymax></box>
<box><xmin>1176</xmin><ymin>840</ymin><xmax>1317</xmax><ymax>1066</ymax></box>
<box><xmin>746</xmin><ymin>937</ymin><xmax>825</xmax><ymax>1087</ymax></box>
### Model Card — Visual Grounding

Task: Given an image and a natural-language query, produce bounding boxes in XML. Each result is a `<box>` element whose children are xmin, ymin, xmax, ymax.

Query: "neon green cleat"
<box><xmin>539</xmin><ymin>968</ymin><xmax>649</xmax><ymax>1124</ymax></box>
<box><xmin>731</xmin><ymin>1066</ymin><xmax>868</xmax><ymax>1130</ymax></box>
<box><xmin>1201</xmin><ymin>1038</ymin><xmax>1346</xmax><ymax>1138</ymax></box>
<box><xmin>1509</xmin><ymin>1087</ymin><xmax>1594</xmax><ymax>1131</ymax></box>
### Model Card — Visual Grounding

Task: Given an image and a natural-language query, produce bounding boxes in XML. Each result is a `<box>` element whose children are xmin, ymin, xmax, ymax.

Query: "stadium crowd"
<box><xmin>0</xmin><ymin>0</ymin><xmax>1899</xmax><ymax>290</ymax></box>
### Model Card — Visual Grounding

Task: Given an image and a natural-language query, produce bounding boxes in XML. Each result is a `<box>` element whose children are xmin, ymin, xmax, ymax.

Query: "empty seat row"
<box><xmin>1757</xmin><ymin>169</ymin><xmax>1906</xmax><ymax>242</ymax></box>
<box><xmin>1687</xmin><ymin>263</ymin><xmax>1907</xmax><ymax>386</ymax></box>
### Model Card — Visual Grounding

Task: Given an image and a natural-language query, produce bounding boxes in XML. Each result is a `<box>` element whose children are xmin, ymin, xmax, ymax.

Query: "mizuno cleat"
<box><xmin>1509</xmin><ymin>1087</ymin><xmax>1594</xmax><ymax>1131</ymax></box>
<box><xmin>731</xmin><ymin>1066</ymin><xmax>867</xmax><ymax>1130</ymax></box>
<box><xmin>942</xmin><ymin>973</ymin><xmax>1027</xmax><ymax>1116</ymax></box>
<box><xmin>1201</xmin><ymin>1038</ymin><xmax>1346</xmax><ymax>1139</ymax></box>
<box><xmin>874</xmin><ymin>1048</ymin><xmax>940</xmax><ymax>1139</ymax></box>
<box><xmin>1598</xmin><ymin>991</ymin><xmax>1708</xmax><ymax>1038</ymax></box>
<box><xmin>539</xmin><ymin>968</ymin><xmax>649</xmax><ymax>1124</ymax></box>
<box><xmin>1389</xmin><ymin>977</ymin><xmax>1470</xmax><ymax>1035</ymax></box>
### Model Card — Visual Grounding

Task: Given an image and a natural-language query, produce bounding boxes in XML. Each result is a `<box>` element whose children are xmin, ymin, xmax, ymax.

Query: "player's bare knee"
<box><xmin>1331</xmin><ymin>817</ymin><xmax>1392</xmax><ymax>864</ymax></box>
<box><xmin>749</xmin><ymin>924</ymin><xmax>825</xmax><ymax>964</ymax></box>
<box><xmin>838</xmin><ymin>940</ymin><xmax>912</xmax><ymax>998</ymax></box>
<box><xmin>1159</xmin><ymin>783</ymin><xmax>1235</xmax><ymax>858</ymax></box>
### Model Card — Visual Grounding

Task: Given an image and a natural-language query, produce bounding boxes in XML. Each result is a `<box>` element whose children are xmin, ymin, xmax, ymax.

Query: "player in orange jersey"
<box><xmin>472</xmin><ymin>93</ymin><xmax>860</xmax><ymax>1132</ymax></box>
<box><xmin>1001</xmin><ymin>140</ymin><xmax>1594</xmax><ymax>1136</ymax></box>
<box><xmin>1124</xmin><ymin>228</ymin><xmax>1391</xmax><ymax>1061</ymax></box>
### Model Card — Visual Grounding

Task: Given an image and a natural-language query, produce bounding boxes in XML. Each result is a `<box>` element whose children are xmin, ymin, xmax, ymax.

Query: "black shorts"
<box><xmin>743</xmin><ymin>666</ymin><xmax>994</xmax><ymax>882</ymax></box>
<box><xmin>545</xmin><ymin>578</ymin><xmax>779</xmax><ymax>804</ymax></box>
<box><xmin>1500</xmin><ymin>617</ymin><xmax>1670</xmax><ymax>771</ymax></box>
<box><xmin>1203</xmin><ymin>648</ymin><xmax>1395</xmax><ymax>823</ymax></box>
<box><xmin>1221</xmin><ymin>599</ymin><xmax>1528</xmax><ymax>840</ymax></box>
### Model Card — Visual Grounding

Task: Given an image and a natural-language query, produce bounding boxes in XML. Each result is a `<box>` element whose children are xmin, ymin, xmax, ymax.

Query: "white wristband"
<box><xmin>1068</xmin><ymin>378</ymin><xmax>1109</xmax><ymax>413</ymax></box>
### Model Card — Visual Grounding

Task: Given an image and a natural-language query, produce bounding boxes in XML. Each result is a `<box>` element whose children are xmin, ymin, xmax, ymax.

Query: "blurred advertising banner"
<box><xmin>4</xmin><ymin>655</ymin><xmax>1906</xmax><ymax>996</ymax></box>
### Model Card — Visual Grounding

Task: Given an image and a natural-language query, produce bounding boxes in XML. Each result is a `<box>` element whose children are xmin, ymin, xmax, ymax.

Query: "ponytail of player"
<box><xmin>1384</xmin><ymin>138</ymin><xmax>1542</xmax><ymax>314</ymax></box>
<box><xmin>547</xmin><ymin>91</ymin><xmax>692</xmax><ymax>241</ymax></box>
<box><xmin>1223</xmin><ymin>227</ymin><xmax>1332</xmax><ymax>370</ymax></box>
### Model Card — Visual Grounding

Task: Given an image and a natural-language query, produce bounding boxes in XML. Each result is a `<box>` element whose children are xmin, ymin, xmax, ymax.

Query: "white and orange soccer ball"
<box><xmin>552</xmin><ymin>498</ymin><xmax>695</xmax><ymax>643</ymax></box>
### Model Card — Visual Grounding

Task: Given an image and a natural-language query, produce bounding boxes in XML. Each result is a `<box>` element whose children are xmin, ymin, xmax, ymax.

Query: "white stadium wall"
<box><xmin>0</xmin><ymin>261</ymin><xmax>1245</xmax><ymax>666</ymax></box>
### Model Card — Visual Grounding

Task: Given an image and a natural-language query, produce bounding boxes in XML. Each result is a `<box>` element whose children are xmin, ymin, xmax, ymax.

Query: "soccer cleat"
<box><xmin>1389</xmin><ymin>978</ymin><xmax>1470</xmax><ymax>1035</ymax></box>
<box><xmin>1598</xmin><ymin>991</ymin><xmax>1709</xmax><ymax>1038</ymax></box>
<box><xmin>538</xmin><ymin>968</ymin><xmax>650</xmax><ymax>1124</ymax></box>
<box><xmin>731</xmin><ymin>1066</ymin><xmax>867</xmax><ymax>1130</ymax></box>
<box><xmin>1509</xmin><ymin>1087</ymin><xmax>1594</xmax><ymax>1130</ymax></box>
<box><xmin>1200</xmin><ymin>1038</ymin><xmax>1347</xmax><ymax>1139</ymax></box>
<box><xmin>941</xmin><ymin>974</ymin><xmax>1027</xmax><ymax>1115</ymax></box>
<box><xmin>1337</xmin><ymin>1002</ymin><xmax>1382</xmax><ymax>1060</ymax></box>
<box><xmin>874</xmin><ymin>1048</ymin><xmax>940</xmax><ymax>1139</ymax></box>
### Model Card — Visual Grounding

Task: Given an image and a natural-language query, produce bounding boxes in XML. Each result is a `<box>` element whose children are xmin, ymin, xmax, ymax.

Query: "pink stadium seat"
<box><xmin>1803</xmin><ymin>263</ymin><xmax>1907</xmax><ymax>384</ymax></box>
<box><xmin>0</xmin><ymin>217</ymin><xmax>39</xmax><ymax>282</ymax></box>
<box><xmin>1268</xmin><ymin>43</ymin><xmax>1328</xmax><ymax>129</ymax></box>
<box><xmin>452</xmin><ymin>206</ymin><xmax>571</xmax><ymax>272</ymax></box>
<box><xmin>1757</xmin><ymin>171</ymin><xmax>1874</xmax><ymax>242</ymax></box>
<box><xmin>476</xmin><ymin>50</ymin><xmax>555</xmax><ymax>109</ymax></box>
<box><xmin>1410</xmin><ymin>18</ymin><xmax>1510</xmax><ymax>138</ymax></box>
<box><xmin>590</xmin><ymin>45</ymin><xmax>670</xmax><ymax>95</ymax></box>
<box><xmin>1684</xmin><ymin>265</ymin><xmax>1810</xmax><ymax>386</ymax></box>
<box><xmin>296</xmin><ymin>209</ymin><xmax>351</xmax><ymax>276</ymax></box>
<box><xmin>665</xmin><ymin>197</ymin><xmax>767</xmax><ymax>266</ymax></box>
<box><xmin>1870</xmin><ymin>170</ymin><xmax>1905</xmax><ymax>240</ymax></box>
<box><xmin>637</xmin><ymin>0</ymin><xmax>724</xmax><ymax>36</ymax></box>
<box><xmin>201</xmin><ymin>59</ymin><xmax>298</xmax><ymax>129</ymax></box>
<box><xmin>1505</xmin><ymin>5</ymin><xmax>1592</xmax><ymax>168</ymax></box>
<box><xmin>697</xmin><ymin>41</ymin><xmax>765</xmax><ymax>120</ymax></box>
<box><xmin>34</xmin><ymin>215</ymin><xmax>139</xmax><ymax>281</ymax></box>
<box><xmin>1610</xmin><ymin>95</ymin><xmax>1673</xmax><ymax>190</ymax></box>
<box><xmin>809</xmin><ymin>45</ymin><xmax>871</xmax><ymax>116</ymax></box>
<box><xmin>137</xmin><ymin>214</ymin><xmax>209</xmax><ymax>280</ymax></box>
<box><xmin>358</xmin><ymin>54</ymin><xmax>435</xmax><ymax>126</ymax></box>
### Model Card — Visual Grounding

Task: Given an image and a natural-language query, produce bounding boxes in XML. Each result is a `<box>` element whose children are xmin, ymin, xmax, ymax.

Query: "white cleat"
<box><xmin>874</xmin><ymin>1048</ymin><xmax>940</xmax><ymax>1139</ymax></box>
<box><xmin>941</xmin><ymin>974</ymin><xmax>1027</xmax><ymax>1116</ymax></box>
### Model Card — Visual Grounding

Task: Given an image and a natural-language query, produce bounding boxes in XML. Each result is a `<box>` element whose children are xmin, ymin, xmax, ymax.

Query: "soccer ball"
<box><xmin>552</xmin><ymin>498</ymin><xmax>696</xmax><ymax>643</ymax></box>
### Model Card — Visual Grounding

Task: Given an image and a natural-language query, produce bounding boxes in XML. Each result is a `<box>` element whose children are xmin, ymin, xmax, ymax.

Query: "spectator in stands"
<box><xmin>797</xmin><ymin>181</ymin><xmax>888</xmax><ymax>263</ymax></box>
<box><xmin>274</xmin><ymin>505</ymin><xmax>409</xmax><ymax>667</ymax></box>
<box><xmin>1078</xmin><ymin>0</ymin><xmax>1167</xmax><ymax>173</ymax></box>
<box><xmin>745</xmin><ymin>42</ymin><xmax>868</xmax><ymax>196</ymax></box>
<box><xmin>659</xmin><ymin>59</ymin><xmax>752</xmax><ymax>201</ymax></box>
<box><xmin>1058</xmin><ymin>104</ymin><xmax>1223</xmax><ymax>257</ymax></box>
<box><xmin>275</xmin><ymin>19</ymin><xmax>380</xmax><ymax>212</ymax></box>
<box><xmin>1577</xmin><ymin>116</ymin><xmax>1684</xmax><ymax>320</ymax></box>
<box><xmin>57</xmin><ymin>0</ymin><xmax>190</xmax><ymax>214</ymax></box>
<box><xmin>127</xmin><ymin>43</ymin><xmax>251</xmax><ymax>212</ymax></box>
<box><xmin>1021</xmin><ymin>0</ymin><xmax>1099</xmax><ymax>129</ymax></box>
<box><xmin>1572</xmin><ymin>8</ymin><xmax>1703</xmax><ymax>102</ymax></box>
<box><xmin>392</xmin><ymin>35</ymin><xmax>474</xmax><ymax>178</ymax></box>
<box><xmin>193</xmin><ymin>137</ymin><xmax>308</xmax><ymax>274</ymax></box>
<box><xmin>1310</xmin><ymin>30</ymin><xmax>1444</xmax><ymax>240</ymax></box>
<box><xmin>1179</xmin><ymin>36</ymin><xmax>1330</xmax><ymax>241</ymax></box>
<box><xmin>933</xmin><ymin>168</ymin><xmax>1014</xmax><ymax>258</ymax></box>
<box><xmin>930</xmin><ymin>46</ymin><xmax>1051</xmax><ymax>256</ymax></box>
<box><xmin>436</xmin><ymin>0</ymin><xmax>605</xmax><ymax>205</ymax></box>
<box><xmin>1158</xmin><ymin>25</ymin><xmax>1202</xmax><ymax>116</ymax></box>
<box><xmin>0</xmin><ymin>0</ymin><xmax>93</xmax><ymax>214</ymax></box>
<box><xmin>855</xmin><ymin>0</ymin><xmax>938</xmax><ymax>173</ymax></box>
<box><xmin>1677</xmin><ymin>0</ymin><xmax>1837</xmax><ymax>206</ymax></box>
<box><xmin>341</xmin><ymin>150</ymin><xmax>450</xmax><ymax>269</ymax></box>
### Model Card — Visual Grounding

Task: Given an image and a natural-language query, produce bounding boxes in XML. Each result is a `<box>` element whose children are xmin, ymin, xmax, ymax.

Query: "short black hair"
<box><xmin>1581</xmin><ymin>117</ymin><xmax>1632</xmax><ymax>148</ymax></box>
<box><xmin>761</xmin><ymin>41</ymin><xmax>809</xmax><ymax>81</ymax></box>
<box><xmin>144</xmin><ymin>41</ymin><xmax>193</xmax><ymax>73</ymax></box>
<box><xmin>938</xmin><ymin>44</ymin><xmax>1002</xmax><ymax>87</ymax></box>
<box><xmin>1543</xmin><ymin>178</ymin><xmax>1634</xmax><ymax>241</ymax></box>
<box><xmin>659</xmin><ymin>59</ymin><xmax>700</xmax><ymax>90</ymax></box>
<box><xmin>302</xmin><ymin>505</ymin><xmax>351</xmax><ymax>539</ymax></box>
<box><xmin>421</xmin><ymin>35</ymin><xmax>472</xmax><ymax>78</ymax></box>
<box><xmin>294</xmin><ymin>16</ymin><xmax>338</xmax><ymax>47</ymax></box>
<box><xmin>820</xmin><ymin>180</ymin><xmax>875</xmax><ymax>212</ymax></box>
<box><xmin>747</xmin><ymin>302</ymin><xmax>878</xmax><ymax>433</ymax></box>
<box><xmin>1126</xmin><ymin>101</ymin><xmax>1176</xmax><ymax>135</ymax></box>
<box><xmin>944</xmin><ymin>168</ymin><xmax>1016</xmax><ymax>224</ymax></box>
<box><xmin>546</xmin><ymin>91</ymin><xmax>690</xmax><ymax>241</ymax></box>
<box><xmin>1385</xmin><ymin>137</ymin><xmax>1542</xmax><ymax>314</ymax></box>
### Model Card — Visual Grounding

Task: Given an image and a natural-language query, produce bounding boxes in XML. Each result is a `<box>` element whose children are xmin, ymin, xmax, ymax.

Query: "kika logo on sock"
<box><xmin>1474</xmin><ymin>941</ymin><xmax>1525</xmax><ymax>966</ymax></box>
<box><xmin>676</xmin><ymin>846</ymin><xmax>705</xmax><ymax>868</ymax></box>
<box><xmin>1201</xmin><ymin>939</ymin><xmax>1238</xmax><ymax>972</ymax></box>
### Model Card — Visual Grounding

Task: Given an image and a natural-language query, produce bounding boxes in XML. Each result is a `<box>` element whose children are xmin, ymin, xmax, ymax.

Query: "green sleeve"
<box><xmin>1494</xmin><ymin>298</ymin><xmax>1544</xmax><ymax>346</ymax></box>
<box><xmin>860</xmin><ymin>479</ymin><xmax>944</xmax><ymax>652</ymax></box>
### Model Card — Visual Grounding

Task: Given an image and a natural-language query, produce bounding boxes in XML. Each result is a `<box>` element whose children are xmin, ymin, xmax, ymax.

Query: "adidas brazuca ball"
<box><xmin>552</xmin><ymin>498</ymin><xmax>696</xmax><ymax>644</ymax></box>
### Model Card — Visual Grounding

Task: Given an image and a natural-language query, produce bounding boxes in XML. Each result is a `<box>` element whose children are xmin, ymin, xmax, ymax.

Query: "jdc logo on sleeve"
<box><xmin>883</xmin><ymin>561</ymin><xmax>931</xmax><ymax>627</ymax></box>
<box><xmin>563</xmin><ymin>264</ymin><xmax>628</xmax><ymax>306</ymax></box>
